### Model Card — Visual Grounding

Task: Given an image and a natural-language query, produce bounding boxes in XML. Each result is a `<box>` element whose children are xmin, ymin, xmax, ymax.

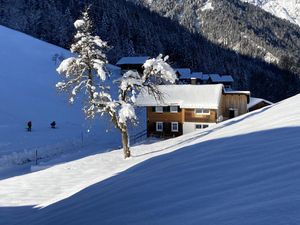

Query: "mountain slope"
<box><xmin>241</xmin><ymin>0</ymin><xmax>300</xmax><ymax>27</ymax></box>
<box><xmin>0</xmin><ymin>0</ymin><xmax>299</xmax><ymax>102</ymax></box>
<box><xmin>133</xmin><ymin>0</ymin><xmax>300</xmax><ymax>67</ymax></box>
<box><xmin>0</xmin><ymin>25</ymin><xmax>120</xmax><ymax>168</ymax></box>
<box><xmin>0</xmin><ymin>92</ymin><xmax>299</xmax><ymax>224</ymax></box>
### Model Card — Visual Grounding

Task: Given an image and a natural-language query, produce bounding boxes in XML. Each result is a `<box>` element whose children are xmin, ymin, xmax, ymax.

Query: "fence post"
<box><xmin>35</xmin><ymin>149</ymin><xmax>38</xmax><ymax>165</ymax></box>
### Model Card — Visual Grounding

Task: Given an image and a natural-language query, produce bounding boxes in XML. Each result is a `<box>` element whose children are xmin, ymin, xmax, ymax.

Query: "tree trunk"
<box><xmin>121</xmin><ymin>129</ymin><xmax>131</xmax><ymax>159</ymax></box>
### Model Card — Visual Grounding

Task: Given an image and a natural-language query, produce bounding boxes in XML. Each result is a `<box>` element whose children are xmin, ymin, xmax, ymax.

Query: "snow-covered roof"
<box><xmin>116</xmin><ymin>56</ymin><xmax>150</xmax><ymax>65</ymax></box>
<box><xmin>175</xmin><ymin>68</ymin><xmax>191</xmax><ymax>79</ymax></box>
<box><xmin>105</xmin><ymin>64</ymin><xmax>121</xmax><ymax>77</ymax></box>
<box><xmin>136</xmin><ymin>84</ymin><xmax>223</xmax><ymax>109</ymax></box>
<box><xmin>192</xmin><ymin>72</ymin><xmax>209</xmax><ymax>80</ymax></box>
<box><xmin>224</xmin><ymin>90</ymin><xmax>250</xmax><ymax>95</ymax></box>
<box><xmin>209</xmin><ymin>74</ymin><xmax>234</xmax><ymax>83</ymax></box>
<box><xmin>220</xmin><ymin>75</ymin><xmax>234</xmax><ymax>82</ymax></box>
<box><xmin>247</xmin><ymin>97</ymin><xmax>273</xmax><ymax>109</ymax></box>
<box><xmin>208</xmin><ymin>74</ymin><xmax>221</xmax><ymax>82</ymax></box>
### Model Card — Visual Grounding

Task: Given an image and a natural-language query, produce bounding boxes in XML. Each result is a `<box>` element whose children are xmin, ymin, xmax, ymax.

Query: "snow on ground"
<box><xmin>241</xmin><ymin>0</ymin><xmax>300</xmax><ymax>27</ymax></box>
<box><xmin>0</xmin><ymin>91</ymin><xmax>299</xmax><ymax>224</ymax></box>
<box><xmin>0</xmin><ymin>25</ymin><xmax>144</xmax><ymax>171</ymax></box>
<box><xmin>201</xmin><ymin>0</ymin><xmax>214</xmax><ymax>11</ymax></box>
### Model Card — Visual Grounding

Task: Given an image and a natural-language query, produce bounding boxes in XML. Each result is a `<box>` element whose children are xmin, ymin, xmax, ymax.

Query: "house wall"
<box><xmin>147</xmin><ymin>107</ymin><xmax>183</xmax><ymax>137</ymax></box>
<box><xmin>147</xmin><ymin>107</ymin><xmax>218</xmax><ymax>137</ymax></box>
<box><xmin>183</xmin><ymin>122</ymin><xmax>215</xmax><ymax>134</ymax></box>
<box><xmin>120</xmin><ymin>64</ymin><xmax>144</xmax><ymax>74</ymax></box>
<box><xmin>184</xmin><ymin>109</ymin><xmax>217</xmax><ymax>123</ymax></box>
<box><xmin>221</xmin><ymin>94</ymin><xmax>248</xmax><ymax>119</ymax></box>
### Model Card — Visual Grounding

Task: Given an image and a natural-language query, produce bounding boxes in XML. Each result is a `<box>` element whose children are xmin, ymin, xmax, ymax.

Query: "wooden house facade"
<box><xmin>136</xmin><ymin>85</ymin><xmax>250</xmax><ymax>138</ymax></box>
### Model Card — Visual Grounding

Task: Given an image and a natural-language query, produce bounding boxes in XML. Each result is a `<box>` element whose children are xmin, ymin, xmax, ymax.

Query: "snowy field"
<box><xmin>0</xmin><ymin>25</ymin><xmax>143</xmax><ymax>172</ymax></box>
<box><xmin>0</xmin><ymin>91</ymin><xmax>299</xmax><ymax>224</ymax></box>
<box><xmin>1</xmin><ymin>25</ymin><xmax>300</xmax><ymax>225</ymax></box>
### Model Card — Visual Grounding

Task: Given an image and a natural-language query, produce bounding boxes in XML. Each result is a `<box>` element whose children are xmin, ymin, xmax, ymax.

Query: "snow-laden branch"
<box><xmin>55</xmin><ymin>9</ymin><xmax>177</xmax><ymax>158</ymax></box>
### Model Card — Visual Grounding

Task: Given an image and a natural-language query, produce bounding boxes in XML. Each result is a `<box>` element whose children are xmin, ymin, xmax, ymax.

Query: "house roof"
<box><xmin>247</xmin><ymin>97</ymin><xmax>273</xmax><ymax>109</ymax></box>
<box><xmin>192</xmin><ymin>72</ymin><xmax>209</xmax><ymax>80</ymax></box>
<box><xmin>220</xmin><ymin>75</ymin><xmax>234</xmax><ymax>82</ymax></box>
<box><xmin>135</xmin><ymin>84</ymin><xmax>223</xmax><ymax>109</ymax></box>
<box><xmin>209</xmin><ymin>74</ymin><xmax>234</xmax><ymax>83</ymax></box>
<box><xmin>175</xmin><ymin>68</ymin><xmax>191</xmax><ymax>79</ymax></box>
<box><xmin>224</xmin><ymin>90</ymin><xmax>251</xmax><ymax>95</ymax></box>
<box><xmin>116</xmin><ymin>56</ymin><xmax>150</xmax><ymax>65</ymax></box>
<box><xmin>178</xmin><ymin>72</ymin><xmax>233</xmax><ymax>82</ymax></box>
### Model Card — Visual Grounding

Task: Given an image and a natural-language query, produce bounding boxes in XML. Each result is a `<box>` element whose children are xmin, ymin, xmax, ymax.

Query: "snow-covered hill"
<box><xmin>241</xmin><ymin>0</ymin><xmax>300</xmax><ymax>27</ymax></box>
<box><xmin>0</xmin><ymin>89</ymin><xmax>299</xmax><ymax>224</ymax></box>
<box><xmin>0</xmin><ymin>26</ymin><xmax>121</xmax><ymax>169</ymax></box>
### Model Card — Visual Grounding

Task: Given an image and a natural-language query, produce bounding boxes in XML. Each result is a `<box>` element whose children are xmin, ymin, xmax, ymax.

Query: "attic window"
<box><xmin>195</xmin><ymin>108</ymin><xmax>210</xmax><ymax>115</ymax></box>
<box><xmin>155</xmin><ymin>106</ymin><xmax>163</xmax><ymax>113</ymax></box>
<box><xmin>170</xmin><ymin>106</ymin><xmax>178</xmax><ymax>113</ymax></box>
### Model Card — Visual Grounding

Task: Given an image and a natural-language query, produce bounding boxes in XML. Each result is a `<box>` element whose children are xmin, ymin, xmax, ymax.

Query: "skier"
<box><xmin>50</xmin><ymin>121</ymin><xmax>56</xmax><ymax>129</ymax></box>
<box><xmin>27</xmin><ymin>121</ymin><xmax>32</xmax><ymax>132</ymax></box>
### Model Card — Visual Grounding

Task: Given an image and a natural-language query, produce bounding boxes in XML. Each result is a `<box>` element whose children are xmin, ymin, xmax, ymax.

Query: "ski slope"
<box><xmin>0</xmin><ymin>25</ymin><xmax>124</xmax><ymax>169</ymax></box>
<box><xmin>0</xmin><ymin>91</ymin><xmax>299</xmax><ymax>224</ymax></box>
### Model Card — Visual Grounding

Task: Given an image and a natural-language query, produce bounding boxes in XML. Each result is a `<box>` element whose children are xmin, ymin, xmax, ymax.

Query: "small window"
<box><xmin>156</xmin><ymin>122</ymin><xmax>163</xmax><ymax>132</ymax></box>
<box><xmin>155</xmin><ymin>106</ymin><xmax>163</xmax><ymax>113</ymax></box>
<box><xmin>195</xmin><ymin>124</ymin><xmax>209</xmax><ymax>130</ymax></box>
<box><xmin>195</xmin><ymin>124</ymin><xmax>202</xmax><ymax>129</ymax></box>
<box><xmin>195</xmin><ymin>108</ymin><xmax>210</xmax><ymax>115</ymax></box>
<box><xmin>171</xmin><ymin>122</ymin><xmax>179</xmax><ymax>132</ymax></box>
<box><xmin>170</xmin><ymin>106</ymin><xmax>178</xmax><ymax>113</ymax></box>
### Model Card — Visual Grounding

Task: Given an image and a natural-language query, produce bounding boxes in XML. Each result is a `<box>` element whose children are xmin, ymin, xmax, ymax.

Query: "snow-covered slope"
<box><xmin>241</xmin><ymin>0</ymin><xmax>300</xmax><ymax>26</ymax></box>
<box><xmin>0</xmin><ymin>26</ymin><xmax>120</xmax><ymax>168</ymax></box>
<box><xmin>0</xmin><ymin>92</ymin><xmax>299</xmax><ymax>224</ymax></box>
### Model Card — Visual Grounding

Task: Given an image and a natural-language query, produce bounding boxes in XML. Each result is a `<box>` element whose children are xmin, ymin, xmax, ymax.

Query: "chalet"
<box><xmin>136</xmin><ymin>84</ymin><xmax>250</xmax><ymax>137</ymax></box>
<box><xmin>116</xmin><ymin>56</ymin><xmax>150</xmax><ymax>74</ymax></box>
<box><xmin>248</xmin><ymin>97</ymin><xmax>273</xmax><ymax>112</ymax></box>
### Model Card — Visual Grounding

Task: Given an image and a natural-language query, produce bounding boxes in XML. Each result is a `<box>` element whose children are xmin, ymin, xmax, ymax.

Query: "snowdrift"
<box><xmin>0</xmin><ymin>89</ymin><xmax>299</xmax><ymax>224</ymax></box>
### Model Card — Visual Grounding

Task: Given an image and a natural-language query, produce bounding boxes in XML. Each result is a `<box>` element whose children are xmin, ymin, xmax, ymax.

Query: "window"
<box><xmin>195</xmin><ymin>124</ymin><xmax>202</xmax><ymax>129</ymax></box>
<box><xmin>195</xmin><ymin>124</ymin><xmax>209</xmax><ymax>129</ymax></box>
<box><xmin>155</xmin><ymin>106</ymin><xmax>163</xmax><ymax>113</ymax></box>
<box><xmin>170</xmin><ymin>106</ymin><xmax>178</xmax><ymax>113</ymax></box>
<box><xmin>195</xmin><ymin>108</ymin><xmax>210</xmax><ymax>115</ymax></box>
<box><xmin>156</xmin><ymin>122</ymin><xmax>163</xmax><ymax>132</ymax></box>
<box><xmin>171</xmin><ymin>122</ymin><xmax>179</xmax><ymax>132</ymax></box>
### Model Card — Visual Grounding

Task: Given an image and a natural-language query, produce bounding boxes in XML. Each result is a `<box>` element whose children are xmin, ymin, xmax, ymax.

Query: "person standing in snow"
<box><xmin>50</xmin><ymin>121</ymin><xmax>56</xmax><ymax>129</ymax></box>
<box><xmin>27</xmin><ymin>121</ymin><xmax>32</xmax><ymax>132</ymax></box>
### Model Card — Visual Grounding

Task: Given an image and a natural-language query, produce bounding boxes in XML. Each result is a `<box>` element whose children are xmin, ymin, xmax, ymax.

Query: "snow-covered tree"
<box><xmin>56</xmin><ymin>9</ymin><xmax>177</xmax><ymax>158</ymax></box>
<box><xmin>56</xmin><ymin>8</ymin><xmax>109</xmax><ymax>117</ymax></box>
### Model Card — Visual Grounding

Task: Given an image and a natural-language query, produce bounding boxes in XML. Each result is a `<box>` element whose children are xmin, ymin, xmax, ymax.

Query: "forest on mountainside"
<box><xmin>0</xmin><ymin>0</ymin><xmax>299</xmax><ymax>102</ymax></box>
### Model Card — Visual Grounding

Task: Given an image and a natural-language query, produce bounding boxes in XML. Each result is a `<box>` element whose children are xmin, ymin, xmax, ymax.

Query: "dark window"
<box><xmin>156</xmin><ymin>122</ymin><xmax>163</xmax><ymax>131</ymax></box>
<box><xmin>171</xmin><ymin>122</ymin><xmax>179</xmax><ymax>132</ymax></box>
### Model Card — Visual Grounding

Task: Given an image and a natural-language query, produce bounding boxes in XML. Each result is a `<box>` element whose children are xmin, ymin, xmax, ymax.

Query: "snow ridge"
<box><xmin>241</xmin><ymin>0</ymin><xmax>300</xmax><ymax>27</ymax></box>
